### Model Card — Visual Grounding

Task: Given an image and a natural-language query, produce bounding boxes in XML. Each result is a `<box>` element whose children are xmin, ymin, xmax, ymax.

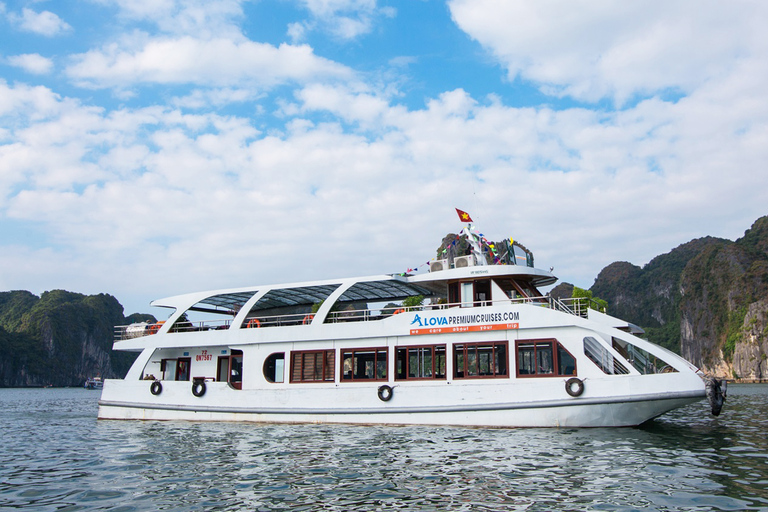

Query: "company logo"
<box><xmin>410</xmin><ymin>311</ymin><xmax>519</xmax><ymax>328</ymax></box>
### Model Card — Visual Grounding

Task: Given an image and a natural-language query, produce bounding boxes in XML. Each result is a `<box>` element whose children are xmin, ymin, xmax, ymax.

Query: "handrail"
<box><xmin>114</xmin><ymin>296</ymin><xmax>606</xmax><ymax>341</ymax></box>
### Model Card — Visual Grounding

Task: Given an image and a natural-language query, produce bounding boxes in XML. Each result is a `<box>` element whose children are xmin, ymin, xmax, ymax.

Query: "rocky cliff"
<box><xmin>589</xmin><ymin>217</ymin><xmax>768</xmax><ymax>380</ymax></box>
<box><xmin>0</xmin><ymin>290</ymin><xmax>149</xmax><ymax>387</ymax></box>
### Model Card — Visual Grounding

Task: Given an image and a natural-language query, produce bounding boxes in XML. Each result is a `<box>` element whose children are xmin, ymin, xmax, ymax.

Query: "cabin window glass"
<box><xmin>612</xmin><ymin>337</ymin><xmax>677</xmax><ymax>374</ymax></box>
<box><xmin>161</xmin><ymin>359</ymin><xmax>176</xmax><ymax>381</ymax></box>
<box><xmin>583</xmin><ymin>337</ymin><xmax>629</xmax><ymax>375</ymax></box>
<box><xmin>453</xmin><ymin>341</ymin><xmax>508</xmax><ymax>379</ymax></box>
<box><xmin>395</xmin><ymin>345</ymin><xmax>446</xmax><ymax>380</ymax></box>
<box><xmin>263</xmin><ymin>352</ymin><xmax>285</xmax><ymax>383</ymax></box>
<box><xmin>229</xmin><ymin>350</ymin><xmax>243</xmax><ymax>389</ymax></box>
<box><xmin>176</xmin><ymin>358</ymin><xmax>191</xmax><ymax>381</ymax></box>
<box><xmin>217</xmin><ymin>356</ymin><xmax>229</xmax><ymax>382</ymax></box>
<box><xmin>460</xmin><ymin>282</ymin><xmax>474</xmax><ymax>307</ymax></box>
<box><xmin>341</xmin><ymin>348</ymin><xmax>388</xmax><ymax>381</ymax></box>
<box><xmin>290</xmin><ymin>350</ymin><xmax>335</xmax><ymax>382</ymax></box>
<box><xmin>516</xmin><ymin>339</ymin><xmax>577</xmax><ymax>377</ymax></box>
<box><xmin>474</xmin><ymin>279</ymin><xmax>491</xmax><ymax>306</ymax></box>
<box><xmin>448</xmin><ymin>282</ymin><xmax>460</xmax><ymax>305</ymax></box>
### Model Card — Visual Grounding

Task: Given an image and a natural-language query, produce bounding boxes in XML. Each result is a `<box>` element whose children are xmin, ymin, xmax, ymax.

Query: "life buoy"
<box><xmin>565</xmin><ymin>377</ymin><xmax>584</xmax><ymax>397</ymax></box>
<box><xmin>303</xmin><ymin>314</ymin><xmax>314</xmax><ymax>325</ymax></box>
<box><xmin>393</xmin><ymin>309</ymin><xmax>405</xmax><ymax>315</ymax></box>
<box><xmin>246</xmin><ymin>318</ymin><xmax>261</xmax><ymax>328</ymax></box>
<box><xmin>378</xmin><ymin>385</ymin><xmax>394</xmax><ymax>402</ymax></box>
<box><xmin>150</xmin><ymin>380</ymin><xmax>162</xmax><ymax>395</ymax></box>
<box><xmin>192</xmin><ymin>380</ymin><xmax>206</xmax><ymax>397</ymax></box>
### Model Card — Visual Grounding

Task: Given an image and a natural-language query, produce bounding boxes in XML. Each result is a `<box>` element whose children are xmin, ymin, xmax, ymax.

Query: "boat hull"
<box><xmin>98</xmin><ymin>377</ymin><xmax>706</xmax><ymax>428</ymax></box>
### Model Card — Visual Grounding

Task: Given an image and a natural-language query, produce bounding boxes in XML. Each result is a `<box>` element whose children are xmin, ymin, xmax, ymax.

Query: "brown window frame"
<box><xmin>515</xmin><ymin>339</ymin><xmax>577</xmax><ymax>378</ymax></box>
<box><xmin>216</xmin><ymin>356</ymin><xmax>229</xmax><ymax>382</ymax></box>
<box><xmin>229</xmin><ymin>350</ymin><xmax>243</xmax><ymax>389</ymax></box>
<box><xmin>395</xmin><ymin>344</ymin><xmax>447</xmax><ymax>380</ymax></box>
<box><xmin>175</xmin><ymin>357</ymin><xmax>191</xmax><ymax>381</ymax></box>
<box><xmin>290</xmin><ymin>349</ymin><xmax>335</xmax><ymax>383</ymax></box>
<box><xmin>453</xmin><ymin>341</ymin><xmax>509</xmax><ymax>379</ymax></box>
<box><xmin>340</xmin><ymin>347</ymin><xmax>388</xmax><ymax>382</ymax></box>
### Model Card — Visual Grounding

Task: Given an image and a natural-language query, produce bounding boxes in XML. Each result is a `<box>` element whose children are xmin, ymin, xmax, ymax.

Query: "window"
<box><xmin>341</xmin><ymin>348</ymin><xmax>388</xmax><ymax>381</ymax></box>
<box><xmin>396</xmin><ymin>345</ymin><xmax>446</xmax><ymax>380</ymax></box>
<box><xmin>516</xmin><ymin>339</ymin><xmax>576</xmax><ymax>377</ymax></box>
<box><xmin>290</xmin><ymin>350</ymin><xmax>335</xmax><ymax>382</ymax></box>
<box><xmin>217</xmin><ymin>356</ymin><xmax>229</xmax><ymax>382</ymax></box>
<box><xmin>583</xmin><ymin>336</ymin><xmax>629</xmax><ymax>375</ymax></box>
<box><xmin>264</xmin><ymin>352</ymin><xmax>285</xmax><ymax>383</ymax></box>
<box><xmin>448</xmin><ymin>279</ymin><xmax>491</xmax><ymax>307</ymax></box>
<box><xmin>176</xmin><ymin>358</ymin><xmax>191</xmax><ymax>381</ymax></box>
<box><xmin>160</xmin><ymin>358</ymin><xmax>192</xmax><ymax>381</ymax></box>
<box><xmin>612</xmin><ymin>337</ymin><xmax>676</xmax><ymax>374</ymax></box>
<box><xmin>454</xmin><ymin>341</ymin><xmax>508</xmax><ymax>378</ymax></box>
<box><xmin>230</xmin><ymin>350</ymin><xmax>243</xmax><ymax>389</ymax></box>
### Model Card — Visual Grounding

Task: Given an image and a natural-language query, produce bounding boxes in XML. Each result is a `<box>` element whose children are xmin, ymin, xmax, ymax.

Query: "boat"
<box><xmin>98</xmin><ymin>214</ymin><xmax>725</xmax><ymax>427</ymax></box>
<box><xmin>84</xmin><ymin>377</ymin><xmax>103</xmax><ymax>390</ymax></box>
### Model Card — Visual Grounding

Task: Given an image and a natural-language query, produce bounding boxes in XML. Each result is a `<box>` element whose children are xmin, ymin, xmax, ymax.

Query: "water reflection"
<box><xmin>0</xmin><ymin>385</ymin><xmax>766</xmax><ymax>511</ymax></box>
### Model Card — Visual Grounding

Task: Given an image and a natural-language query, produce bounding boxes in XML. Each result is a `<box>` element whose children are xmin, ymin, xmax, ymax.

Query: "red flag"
<box><xmin>455</xmin><ymin>208</ymin><xmax>473</xmax><ymax>223</ymax></box>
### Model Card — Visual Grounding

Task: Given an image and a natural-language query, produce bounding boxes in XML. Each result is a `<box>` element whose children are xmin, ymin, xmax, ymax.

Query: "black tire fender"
<box><xmin>565</xmin><ymin>377</ymin><xmax>584</xmax><ymax>397</ymax></box>
<box><xmin>377</xmin><ymin>384</ymin><xmax>393</xmax><ymax>402</ymax></box>
<box><xmin>150</xmin><ymin>380</ymin><xmax>162</xmax><ymax>396</ymax></box>
<box><xmin>192</xmin><ymin>380</ymin><xmax>206</xmax><ymax>397</ymax></box>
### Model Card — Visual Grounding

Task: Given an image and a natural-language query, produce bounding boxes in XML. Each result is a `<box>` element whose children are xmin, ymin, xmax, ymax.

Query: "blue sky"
<box><xmin>1</xmin><ymin>0</ymin><xmax>767</xmax><ymax>317</ymax></box>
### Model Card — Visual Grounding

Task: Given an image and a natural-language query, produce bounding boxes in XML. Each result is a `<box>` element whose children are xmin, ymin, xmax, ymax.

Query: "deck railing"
<box><xmin>114</xmin><ymin>296</ymin><xmax>606</xmax><ymax>341</ymax></box>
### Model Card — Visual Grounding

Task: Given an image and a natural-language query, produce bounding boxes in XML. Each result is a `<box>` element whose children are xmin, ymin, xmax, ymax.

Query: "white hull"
<box><xmin>98</xmin><ymin>372</ymin><xmax>705</xmax><ymax>427</ymax></box>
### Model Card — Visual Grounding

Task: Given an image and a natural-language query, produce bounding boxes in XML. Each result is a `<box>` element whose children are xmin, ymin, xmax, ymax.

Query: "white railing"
<box><xmin>114</xmin><ymin>296</ymin><xmax>605</xmax><ymax>341</ymax></box>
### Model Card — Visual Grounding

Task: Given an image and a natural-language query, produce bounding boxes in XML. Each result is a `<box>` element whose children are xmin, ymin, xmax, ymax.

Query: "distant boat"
<box><xmin>84</xmin><ymin>377</ymin><xmax>103</xmax><ymax>390</ymax></box>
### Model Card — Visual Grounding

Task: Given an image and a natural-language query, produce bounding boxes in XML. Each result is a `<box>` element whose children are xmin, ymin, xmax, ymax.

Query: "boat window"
<box><xmin>612</xmin><ymin>337</ymin><xmax>678</xmax><ymax>374</ymax></box>
<box><xmin>229</xmin><ymin>350</ymin><xmax>243</xmax><ymax>389</ymax></box>
<box><xmin>264</xmin><ymin>352</ymin><xmax>285</xmax><ymax>383</ymax></box>
<box><xmin>395</xmin><ymin>345</ymin><xmax>446</xmax><ymax>380</ymax></box>
<box><xmin>217</xmin><ymin>355</ymin><xmax>229</xmax><ymax>382</ymax></box>
<box><xmin>160</xmin><ymin>359</ymin><xmax>176</xmax><ymax>380</ymax></box>
<box><xmin>341</xmin><ymin>348</ymin><xmax>388</xmax><ymax>381</ymax></box>
<box><xmin>454</xmin><ymin>341</ymin><xmax>508</xmax><ymax>378</ymax></box>
<box><xmin>290</xmin><ymin>350</ymin><xmax>335</xmax><ymax>382</ymax></box>
<box><xmin>176</xmin><ymin>358</ymin><xmax>191</xmax><ymax>381</ymax></box>
<box><xmin>515</xmin><ymin>339</ymin><xmax>576</xmax><ymax>377</ymax></box>
<box><xmin>583</xmin><ymin>337</ymin><xmax>629</xmax><ymax>375</ymax></box>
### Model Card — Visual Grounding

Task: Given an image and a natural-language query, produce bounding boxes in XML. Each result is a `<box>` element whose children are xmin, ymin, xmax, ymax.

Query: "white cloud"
<box><xmin>90</xmin><ymin>0</ymin><xmax>244</xmax><ymax>38</ymax></box>
<box><xmin>9</xmin><ymin>7</ymin><xmax>71</xmax><ymax>36</ymax></box>
<box><xmin>65</xmin><ymin>36</ymin><xmax>354</xmax><ymax>90</ymax></box>
<box><xmin>7</xmin><ymin>53</ymin><xmax>54</xmax><ymax>74</ymax></box>
<box><xmin>448</xmin><ymin>0</ymin><xmax>768</xmax><ymax>105</ymax></box>
<box><xmin>2</xmin><ymin>2</ymin><xmax>767</xmax><ymax>318</ymax></box>
<box><xmin>2</xmin><ymin>74</ymin><xmax>766</xmax><ymax>317</ymax></box>
<box><xmin>293</xmin><ymin>0</ymin><xmax>395</xmax><ymax>41</ymax></box>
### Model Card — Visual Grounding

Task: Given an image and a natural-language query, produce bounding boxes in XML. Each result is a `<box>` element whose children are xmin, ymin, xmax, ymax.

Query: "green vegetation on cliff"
<box><xmin>589</xmin><ymin>216</ymin><xmax>768</xmax><ymax>378</ymax></box>
<box><xmin>0</xmin><ymin>290</ymin><xmax>149</xmax><ymax>387</ymax></box>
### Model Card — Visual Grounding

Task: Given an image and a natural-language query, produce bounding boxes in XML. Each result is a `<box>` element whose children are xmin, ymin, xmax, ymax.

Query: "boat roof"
<box><xmin>150</xmin><ymin>264</ymin><xmax>557</xmax><ymax>312</ymax></box>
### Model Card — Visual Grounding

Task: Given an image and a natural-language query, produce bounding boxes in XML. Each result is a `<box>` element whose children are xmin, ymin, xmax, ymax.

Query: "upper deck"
<box><xmin>113</xmin><ymin>255</ymin><xmax>612</xmax><ymax>344</ymax></box>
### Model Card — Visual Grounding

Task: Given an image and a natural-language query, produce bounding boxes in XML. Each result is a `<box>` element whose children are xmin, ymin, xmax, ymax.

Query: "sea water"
<box><xmin>0</xmin><ymin>385</ymin><xmax>766</xmax><ymax>511</ymax></box>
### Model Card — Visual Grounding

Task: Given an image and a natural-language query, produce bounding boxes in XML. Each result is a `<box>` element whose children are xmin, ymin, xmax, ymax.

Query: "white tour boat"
<box><xmin>84</xmin><ymin>377</ymin><xmax>104</xmax><ymax>390</ymax></box>
<box><xmin>99</xmin><ymin>218</ymin><xmax>725</xmax><ymax>427</ymax></box>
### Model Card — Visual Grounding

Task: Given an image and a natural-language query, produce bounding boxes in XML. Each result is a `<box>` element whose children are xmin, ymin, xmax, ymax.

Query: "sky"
<box><xmin>1</xmin><ymin>0</ymin><xmax>767</xmax><ymax>318</ymax></box>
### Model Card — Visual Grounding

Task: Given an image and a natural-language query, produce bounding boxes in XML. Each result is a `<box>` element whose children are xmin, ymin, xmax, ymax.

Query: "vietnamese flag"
<box><xmin>456</xmin><ymin>208</ymin><xmax>473</xmax><ymax>223</ymax></box>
